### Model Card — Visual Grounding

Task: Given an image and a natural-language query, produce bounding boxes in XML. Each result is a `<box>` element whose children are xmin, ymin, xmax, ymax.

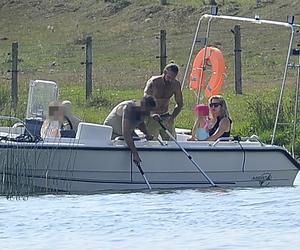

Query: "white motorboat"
<box><xmin>0</xmin><ymin>123</ymin><xmax>299</xmax><ymax>194</ymax></box>
<box><xmin>0</xmin><ymin>12</ymin><xmax>300</xmax><ymax>195</ymax></box>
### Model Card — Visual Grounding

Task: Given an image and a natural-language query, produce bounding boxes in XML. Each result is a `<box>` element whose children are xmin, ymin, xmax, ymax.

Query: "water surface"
<box><xmin>1</xmin><ymin>175</ymin><xmax>300</xmax><ymax>250</ymax></box>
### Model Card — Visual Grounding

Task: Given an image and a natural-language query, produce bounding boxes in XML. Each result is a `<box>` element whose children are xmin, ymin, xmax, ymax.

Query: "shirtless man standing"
<box><xmin>144</xmin><ymin>63</ymin><xmax>183</xmax><ymax>140</ymax></box>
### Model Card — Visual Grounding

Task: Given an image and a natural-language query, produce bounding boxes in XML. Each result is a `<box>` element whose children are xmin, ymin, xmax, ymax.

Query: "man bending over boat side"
<box><xmin>103</xmin><ymin>96</ymin><xmax>156</xmax><ymax>164</ymax></box>
<box><xmin>144</xmin><ymin>63</ymin><xmax>183</xmax><ymax>140</ymax></box>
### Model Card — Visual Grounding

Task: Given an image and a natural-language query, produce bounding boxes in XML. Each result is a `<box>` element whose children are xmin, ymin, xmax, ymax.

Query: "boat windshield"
<box><xmin>26</xmin><ymin>80</ymin><xmax>58</xmax><ymax>120</ymax></box>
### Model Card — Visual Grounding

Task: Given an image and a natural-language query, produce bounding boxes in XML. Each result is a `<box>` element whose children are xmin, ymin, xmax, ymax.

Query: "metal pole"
<box><xmin>181</xmin><ymin>15</ymin><xmax>206</xmax><ymax>90</ymax></box>
<box><xmin>272</xmin><ymin>27</ymin><xmax>295</xmax><ymax>144</ymax></box>
<box><xmin>158</xmin><ymin>120</ymin><xmax>216</xmax><ymax>187</ymax></box>
<box><xmin>135</xmin><ymin>162</ymin><xmax>152</xmax><ymax>190</ymax></box>
<box><xmin>160</xmin><ymin>0</ymin><xmax>167</xmax><ymax>5</ymax></box>
<box><xmin>291</xmin><ymin>55</ymin><xmax>300</xmax><ymax>157</ymax></box>
<box><xmin>233</xmin><ymin>25</ymin><xmax>242</xmax><ymax>94</ymax></box>
<box><xmin>11</xmin><ymin>42</ymin><xmax>18</xmax><ymax>109</ymax></box>
<box><xmin>196</xmin><ymin>16</ymin><xmax>213</xmax><ymax>104</ymax></box>
<box><xmin>160</xmin><ymin>30</ymin><xmax>167</xmax><ymax>74</ymax></box>
<box><xmin>256</xmin><ymin>0</ymin><xmax>261</xmax><ymax>8</ymax></box>
<box><xmin>85</xmin><ymin>36</ymin><xmax>93</xmax><ymax>100</ymax></box>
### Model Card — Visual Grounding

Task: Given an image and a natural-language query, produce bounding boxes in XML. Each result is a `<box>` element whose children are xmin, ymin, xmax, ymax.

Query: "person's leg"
<box><xmin>145</xmin><ymin>116</ymin><xmax>160</xmax><ymax>139</ymax></box>
<box><xmin>160</xmin><ymin>119</ymin><xmax>176</xmax><ymax>140</ymax></box>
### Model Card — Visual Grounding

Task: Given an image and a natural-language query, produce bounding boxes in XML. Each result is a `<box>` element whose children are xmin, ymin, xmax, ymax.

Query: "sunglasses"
<box><xmin>209</xmin><ymin>102</ymin><xmax>222</xmax><ymax>108</ymax></box>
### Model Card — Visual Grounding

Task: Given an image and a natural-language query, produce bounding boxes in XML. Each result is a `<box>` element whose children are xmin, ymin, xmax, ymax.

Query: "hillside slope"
<box><xmin>1</xmin><ymin>0</ymin><xmax>300</xmax><ymax>90</ymax></box>
<box><xmin>1</xmin><ymin>1</ymin><xmax>300</xmax><ymax>152</ymax></box>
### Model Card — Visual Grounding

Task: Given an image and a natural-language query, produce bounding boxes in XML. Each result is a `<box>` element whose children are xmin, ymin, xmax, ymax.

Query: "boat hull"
<box><xmin>0</xmin><ymin>140</ymin><xmax>298</xmax><ymax>194</ymax></box>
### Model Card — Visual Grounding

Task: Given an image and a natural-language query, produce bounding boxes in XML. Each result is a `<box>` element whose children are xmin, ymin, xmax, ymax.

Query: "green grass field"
<box><xmin>1</xmin><ymin>81</ymin><xmax>299</xmax><ymax>154</ymax></box>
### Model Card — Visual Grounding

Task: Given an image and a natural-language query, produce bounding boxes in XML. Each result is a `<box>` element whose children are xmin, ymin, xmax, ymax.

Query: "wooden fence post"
<box><xmin>159</xmin><ymin>30</ymin><xmax>167</xmax><ymax>74</ymax></box>
<box><xmin>233</xmin><ymin>25</ymin><xmax>242</xmax><ymax>94</ymax></box>
<box><xmin>85</xmin><ymin>36</ymin><xmax>93</xmax><ymax>100</ymax></box>
<box><xmin>11</xmin><ymin>42</ymin><xmax>18</xmax><ymax>109</ymax></box>
<box><xmin>256</xmin><ymin>0</ymin><xmax>261</xmax><ymax>7</ymax></box>
<box><xmin>160</xmin><ymin>0</ymin><xmax>167</xmax><ymax>5</ymax></box>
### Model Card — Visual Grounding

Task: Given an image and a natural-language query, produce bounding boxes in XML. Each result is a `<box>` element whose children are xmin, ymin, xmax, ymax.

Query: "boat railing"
<box><xmin>212</xmin><ymin>135</ymin><xmax>265</xmax><ymax>147</ymax></box>
<box><xmin>181</xmin><ymin>8</ymin><xmax>299</xmax><ymax>156</ymax></box>
<box><xmin>0</xmin><ymin>115</ymin><xmax>35</xmax><ymax>141</ymax></box>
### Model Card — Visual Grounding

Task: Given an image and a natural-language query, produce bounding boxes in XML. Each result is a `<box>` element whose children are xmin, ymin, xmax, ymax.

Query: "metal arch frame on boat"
<box><xmin>181</xmin><ymin>13</ymin><xmax>300</xmax><ymax>156</ymax></box>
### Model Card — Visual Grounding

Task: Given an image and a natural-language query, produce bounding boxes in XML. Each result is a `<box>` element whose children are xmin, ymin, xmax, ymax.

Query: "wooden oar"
<box><xmin>157</xmin><ymin>119</ymin><xmax>217</xmax><ymax>187</ymax></box>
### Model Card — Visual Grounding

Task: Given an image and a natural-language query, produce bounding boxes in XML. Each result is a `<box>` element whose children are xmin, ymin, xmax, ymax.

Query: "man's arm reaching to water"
<box><xmin>122</xmin><ymin>105</ymin><xmax>141</xmax><ymax>164</ymax></box>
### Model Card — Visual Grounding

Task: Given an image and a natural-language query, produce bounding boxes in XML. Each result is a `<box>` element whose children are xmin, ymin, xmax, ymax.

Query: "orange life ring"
<box><xmin>189</xmin><ymin>47</ymin><xmax>226</xmax><ymax>98</ymax></box>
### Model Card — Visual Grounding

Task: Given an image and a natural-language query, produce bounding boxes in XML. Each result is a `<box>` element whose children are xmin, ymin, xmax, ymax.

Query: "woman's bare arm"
<box><xmin>207</xmin><ymin>117</ymin><xmax>231</xmax><ymax>141</ymax></box>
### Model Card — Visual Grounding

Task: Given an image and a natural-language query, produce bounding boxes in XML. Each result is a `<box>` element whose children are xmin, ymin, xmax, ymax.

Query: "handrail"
<box><xmin>211</xmin><ymin>137</ymin><xmax>233</xmax><ymax>147</ymax></box>
<box><xmin>202</xmin><ymin>14</ymin><xmax>294</xmax><ymax>28</ymax></box>
<box><xmin>248</xmin><ymin>135</ymin><xmax>265</xmax><ymax>146</ymax></box>
<box><xmin>211</xmin><ymin>135</ymin><xmax>265</xmax><ymax>147</ymax></box>
<box><xmin>0</xmin><ymin>115</ymin><xmax>35</xmax><ymax>140</ymax></box>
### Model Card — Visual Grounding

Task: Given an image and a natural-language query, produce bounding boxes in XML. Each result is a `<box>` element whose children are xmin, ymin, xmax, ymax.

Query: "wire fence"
<box><xmin>0</xmin><ymin>9</ymin><xmax>299</xmax><ymax>106</ymax></box>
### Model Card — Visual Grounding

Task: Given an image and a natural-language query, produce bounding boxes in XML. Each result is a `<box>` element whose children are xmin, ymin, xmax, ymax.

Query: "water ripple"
<box><xmin>0</xmin><ymin>177</ymin><xmax>300</xmax><ymax>249</ymax></box>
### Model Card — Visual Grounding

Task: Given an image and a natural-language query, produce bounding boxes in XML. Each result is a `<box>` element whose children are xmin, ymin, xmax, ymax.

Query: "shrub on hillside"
<box><xmin>243</xmin><ymin>88</ymin><xmax>299</xmax><ymax>154</ymax></box>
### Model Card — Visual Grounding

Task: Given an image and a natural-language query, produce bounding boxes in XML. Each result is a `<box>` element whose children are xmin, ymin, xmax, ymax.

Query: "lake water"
<box><xmin>1</xmin><ymin>175</ymin><xmax>300</xmax><ymax>250</ymax></box>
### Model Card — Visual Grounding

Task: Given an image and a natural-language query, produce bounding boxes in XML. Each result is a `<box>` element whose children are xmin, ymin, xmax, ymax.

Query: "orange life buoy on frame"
<box><xmin>189</xmin><ymin>47</ymin><xmax>226</xmax><ymax>98</ymax></box>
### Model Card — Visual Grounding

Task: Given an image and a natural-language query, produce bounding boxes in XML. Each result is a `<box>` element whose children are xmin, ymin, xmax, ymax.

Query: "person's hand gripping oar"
<box><xmin>153</xmin><ymin>115</ymin><xmax>217</xmax><ymax>187</ymax></box>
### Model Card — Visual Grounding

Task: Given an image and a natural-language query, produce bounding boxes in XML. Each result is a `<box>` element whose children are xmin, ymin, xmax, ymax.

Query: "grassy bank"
<box><xmin>0</xmin><ymin>0</ymin><xmax>300</xmax><ymax>154</ymax></box>
<box><xmin>0</xmin><ymin>0</ymin><xmax>300</xmax><ymax>89</ymax></box>
<box><xmin>1</xmin><ymin>82</ymin><xmax>299</xmax><ymax>154</ymax></box>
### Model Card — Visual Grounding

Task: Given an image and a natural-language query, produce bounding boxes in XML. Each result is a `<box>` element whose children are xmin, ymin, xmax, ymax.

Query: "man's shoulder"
<box><xmin>115</xmin><ymin>100</ymin><xmax>134</xmax><ymax>113</ymax></box>
<box><xmin>122</xmin><ymin>100</ymin><xmax>135</xmax><ymax>109</ymax></box>
<box><xmin>118</xmin><ymin>100</ymin><xmax>134</xmax><ymax>106</ymax></box>
<box><xmin>173</xmin><ymin>79</ymin><xmax>181</xmax><ymax>87</ymax></box>
<box><xmin>148</xmin><ymin>75</ymin><xmax>163</xmax><ymax>84</ymax></box>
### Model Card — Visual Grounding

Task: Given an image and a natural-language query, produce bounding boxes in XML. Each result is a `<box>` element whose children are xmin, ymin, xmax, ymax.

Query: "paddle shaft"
<box><xmin>135</xmin><ymin>162</ymin><xmax>152</xmax><ymax>190</ymax></box>
<box><xmin>158</xmin><ymin>120</ymin><xmax>216</xmax><ymax>187</ymax></box>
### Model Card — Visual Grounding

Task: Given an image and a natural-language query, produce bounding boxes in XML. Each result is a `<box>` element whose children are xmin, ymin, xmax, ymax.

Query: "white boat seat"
<box><xmin>76</xmin><ymin>123</ymin><xmax>113</xmax><ymax>145</ymax></box>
